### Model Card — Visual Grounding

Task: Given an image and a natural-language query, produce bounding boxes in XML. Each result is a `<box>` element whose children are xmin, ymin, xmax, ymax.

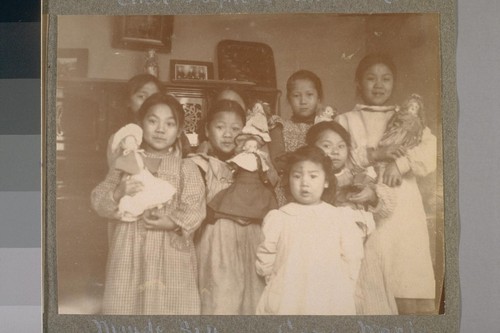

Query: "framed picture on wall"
<box><xmin>170</xmin><ymin>60</ymin><xmax>214</xmax><ymax>81</ymax></box>
<box><xmin>56</xmin><ymin>48</ymin><xmax>88</xmax><ymax>79</ymax></box>
<box><xmin>166</xmin><ymin>87</ymin><xmax>208</xmax><ymax>146</ymax></box>
<box><xmin>112</xmin><ymin>15</ymin><xmax>174</xmax><ymax>53</ymax></box>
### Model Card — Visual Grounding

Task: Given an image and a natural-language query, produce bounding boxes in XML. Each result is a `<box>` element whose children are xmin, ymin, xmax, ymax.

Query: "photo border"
<box><xmin>43</xmin><ymin>1</ymin><xmax>459</xmax><ymax>332</ymax></box>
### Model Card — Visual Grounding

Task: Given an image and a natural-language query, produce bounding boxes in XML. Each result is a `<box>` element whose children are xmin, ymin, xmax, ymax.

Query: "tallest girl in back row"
<box><xmin>336</xmin><ymin>54</ymin><xmax>437</xmax><ymax>314</ymax></box>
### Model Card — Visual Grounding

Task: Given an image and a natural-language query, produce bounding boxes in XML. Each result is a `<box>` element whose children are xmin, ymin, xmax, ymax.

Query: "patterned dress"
<box><xmin>336</xmin><ymin>106</ymin><xmax>437</xmax><ymax>314</ymax></box>
<box><xmin>90</xmin><ymin>152</ymin><xmax>206</xmax><ymax>315</ymax></box>
<box><xmin>189</xmin><ymin>147</ymin><xmax>265</xmax><ymax>315</ymax></box>
<box><xmin>268</xmin><ymin>116</ymin><xmax>314</xmax><ymax>206</ymax></box>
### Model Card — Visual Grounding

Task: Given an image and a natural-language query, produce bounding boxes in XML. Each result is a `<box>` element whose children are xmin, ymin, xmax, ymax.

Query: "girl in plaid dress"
<box><xmin>91</xmin><ymin>93</ymin><xmax>206</xmax><ymax>315</ymax></box>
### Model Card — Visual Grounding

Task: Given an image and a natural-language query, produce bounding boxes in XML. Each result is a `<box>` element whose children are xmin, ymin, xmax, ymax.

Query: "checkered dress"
<box><xmin>91</xmin><ymin>153</ymin><xmax>206</xmax><ymax>315</ymax></box>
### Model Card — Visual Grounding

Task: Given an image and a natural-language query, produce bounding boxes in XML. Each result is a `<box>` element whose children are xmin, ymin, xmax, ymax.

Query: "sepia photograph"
<box><xmin>54</xmin><ymin>13</ymin><xmax>444</xmax><ymax>317</ymax></box>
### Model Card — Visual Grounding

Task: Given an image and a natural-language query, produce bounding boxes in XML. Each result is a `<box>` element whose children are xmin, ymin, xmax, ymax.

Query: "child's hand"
<box><xmin>382</xmin><ymin>161</ymin><xmax>402</xmax><ymax>187</ymax></box>
<box><xmin>370</xmin><ymin>145</ymin><xmax>406</xmax><ymax>161</ymax></box>
<box><xmin>349</xmin><ymin>186</ymin><xmax>377</xmax><ymax>206</ymax></box>
<box><xmin>113</xmin><ymin>177</ymin><xmax>144</xmax><ymax>202</ymax></box>
<box><xmin>143</xmin><ymin>208</ymin><xmax>179</xmax><ymax>231</ymax></box>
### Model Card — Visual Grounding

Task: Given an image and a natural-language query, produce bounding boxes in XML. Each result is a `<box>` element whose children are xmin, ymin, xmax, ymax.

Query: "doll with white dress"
<box><xmin>110</xmin><ymin>123</ymin><xmax>176</xmax><ymax>221</ymax></box>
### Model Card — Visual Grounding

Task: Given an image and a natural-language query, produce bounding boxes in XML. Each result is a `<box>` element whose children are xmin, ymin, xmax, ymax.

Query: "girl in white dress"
<box><xmin>255</xmin><ymin>146</ymin><xmax>374</xmax><ymax>315</ymax></box>
<box><xmin>335</xmin><ymin>54</ymin><xmax>437</xmax><ymax>314</ymax></box>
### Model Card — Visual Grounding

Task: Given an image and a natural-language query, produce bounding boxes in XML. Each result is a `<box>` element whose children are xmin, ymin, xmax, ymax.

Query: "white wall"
<box><xmin>57</xmin><ymin>14</ymin><xmax>439</xmax><ymax>123</ymax></box>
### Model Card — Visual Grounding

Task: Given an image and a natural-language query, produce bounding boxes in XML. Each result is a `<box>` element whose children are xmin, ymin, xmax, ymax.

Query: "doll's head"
<box><xmin>286</xmin><ymin>70</ymin><xmax>323</xmax><ymax>120</ymax></box>
<box><xmin>127</xmin><ymin>74</ymin><xmax>163</xmax><ymax>119</ymax></box>
<box><xmin>306</xmin><ymin>121</ymin><xmax>351</xmax><ymax>173</ymax></box>
<box><xmin>111</xmin><ymin>123</ymin><xmax>143</xmax><ymax>154</ymax></box>
<box><xmin>205</xmin><ymin>99</ymin><xmax>246</xmax><ymax>159</ymax></box>
<box><xmin>284</xmin><ymin>146</ymin><xmax>336</xmax><ymax>205</ymax></box>
<box><xmin>137</xmin><ymin>93</ymin><xmax>185</xmax><ymax>155</ymax></box>
<box><xmin>121</xmin><ymin>135</ymin><xmax>140</xmax><ymax>151</ymax></box>
<box><xmin>355</xmin><ymin>54</ymin><xmax>397</xmax><ymax>106</ymax></box>
<box><xmin>403</xmin><ymin>94</ymin><xmax>425</xmax><ymax>119</ymax></box>
<box><xmin>234</xmin><ymin>133</ymin><xmax>265</xmax><ymax>154</ymax></box>
<box><xmin>243</xmin><ymin>139</ymin><xmax>259</xmax><ymax>153</ymax></box>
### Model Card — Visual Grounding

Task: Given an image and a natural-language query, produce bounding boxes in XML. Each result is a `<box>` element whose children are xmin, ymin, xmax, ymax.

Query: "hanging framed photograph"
<box><xmin>56</xmin><ymin>48</ymin><xmax>88</xmax><ymax>79</ymax></box>
<box><xmin>112</xmin><ymin>15</ymin><xmax>174</xmax><ymax>53</ymax></box>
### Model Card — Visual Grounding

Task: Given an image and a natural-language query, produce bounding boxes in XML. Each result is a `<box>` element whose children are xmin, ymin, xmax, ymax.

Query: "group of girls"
<box><xmin>91</xmin><ymin>53</ymin><xmax>437</xmax><ymax>316</ymax></box>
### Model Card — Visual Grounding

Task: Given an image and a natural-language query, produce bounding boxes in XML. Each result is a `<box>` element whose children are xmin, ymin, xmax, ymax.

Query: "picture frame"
<box><xmin>170</xmin><ymin>60</ymin><xmax>214</xmax><ymax>82</ymax></box>
<box><xmin>56</xmin><ymin>48</ymin><xmax>88</xmax><ymax>79</ymax></box>
<box><xmin>112</xmin><ymin>15</ymin><xmax>174</xmax><ymax>53</ymax></box>
<box><xmin>166</xmin><ymin>87</ymin><xmax>208</xmax><ymax>147</ymax></box>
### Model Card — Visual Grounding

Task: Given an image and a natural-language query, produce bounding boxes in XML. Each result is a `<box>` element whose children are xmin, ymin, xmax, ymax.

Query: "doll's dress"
<box><xmin>118</xmin><ymin>167</ymin><xmax>177</xmax><ymax>221</ymax></box>
<box><xmin>378</xmin><ymin>112</ymin><xmax>424</xmax><ymax>149</ymax></box>
<box><xmin>114</xmin><ymin>150</ymin><xmax>177</xmax><ymax>221</ymax></box>
<box><xmin>208</xmin><ymin>151</ymin><xmax>278</xmax><ymax>221</ymax></box>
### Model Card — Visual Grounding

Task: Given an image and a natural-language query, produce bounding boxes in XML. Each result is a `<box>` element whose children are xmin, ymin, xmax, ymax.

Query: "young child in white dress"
<box><xmin>255</xmin><ymin>145</ymin><xmax>374</xmax><ymax>315</ymax></box>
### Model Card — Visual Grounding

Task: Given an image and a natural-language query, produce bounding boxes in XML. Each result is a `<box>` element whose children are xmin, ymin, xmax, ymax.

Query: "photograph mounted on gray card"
<box><xmin>44</xmin><ymin>1</ymin><xmax>458</xmax><ymax>331</ymax></box>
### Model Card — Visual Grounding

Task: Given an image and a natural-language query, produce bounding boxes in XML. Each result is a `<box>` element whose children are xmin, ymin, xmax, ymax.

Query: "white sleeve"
<box><xmin>255</xmin><ymin>210</ymin><xmax>283</xmax><ymax>277</ymax></box>
<box><xmin>395</xmin><ymin>127</ymin><xmax>437</xmax><ymax>177</ymax></box>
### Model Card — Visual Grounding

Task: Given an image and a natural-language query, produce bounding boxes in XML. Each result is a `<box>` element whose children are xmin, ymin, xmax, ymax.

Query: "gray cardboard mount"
<box><xmin>43</xmin><ymin>0</ymin><xmax>459</xmax><ymax>332</ymax></box>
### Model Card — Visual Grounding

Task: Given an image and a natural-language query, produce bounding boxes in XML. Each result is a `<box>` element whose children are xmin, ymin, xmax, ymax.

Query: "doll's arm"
<box><xmin>394</xmin><ymin>127</ymin><xmax>437</xmax><ymax>177</ymax></box>
<box><xmin>368</xmin><ymin>183</ymin><xmax>397</xmax><ymax>219</ymax></box>
<box><xmin>91</xmin><ymin>169</ymin><xmax>123</xmax><ymax>220</ymax></box>
<box><xmin>168</xmin><ymin>159</ymin><xmax>207</xmax><ymax>236</ymax></box>
<box><xmin>106</xmin><ymin>133</ymin><xmax>118</xmax><ymax>169</ymax></box>
<box><xmin>268</xmin><ymin>115</ymin><xmax>286</xmax><ymax>171</ymax></box>
<box><xmin>256</xmin><ymin>210</ymin><xmax>282</xmax><ymax>278</ymax></box>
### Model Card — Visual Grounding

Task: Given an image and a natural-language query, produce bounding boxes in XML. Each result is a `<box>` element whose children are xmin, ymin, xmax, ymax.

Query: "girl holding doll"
<box><xmin>305</xmin><ymin>120</ymin><xmax>396</xmax><ymax>221</ymax></box>
<box><xmin>305</xmin><ymin>120</ymin><xmax>398</xmax><ymax>314</ymax></box>
<box><xmin>335</xmin><ymin>54</ymin><xmax>437</xmax><ymax>314</ymax></box>
<box><xmin>107</xmin><ymin>74</ymin><xmax>191</xmax><ymax>167</ymax></box>
<box><xmin>255</xmin><ymin>146</ymin><xmax>374</xmax><ymax>315</ymax></box>
<box><xmin>91</xmin><ymin>93</ymin><xmax>206</xmax><ymax>315</ymax></box>
<box><xmin>189</xmin><ymin>98</ymin><xmax>268</xmax><ymax>315</ymax></box>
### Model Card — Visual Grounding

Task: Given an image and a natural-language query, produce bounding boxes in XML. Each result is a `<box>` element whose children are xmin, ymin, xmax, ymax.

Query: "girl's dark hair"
<box><xmin>355</xmin><ymin>53</ymin><xmax>397</xmax><ymax>84</ymax></box>
<box><xmin>286</xmin><ymin>70</ymin><xmax>324</xmax><ymax>101</ymax></box>
<box><xmin>306</xmin><ymin>121</ymin><xmax>351</xmax><ymax>148</ymax></box>
<box><xmin>137</xmin><ymin>93</ymin><xmax>185</xmax><ymax>130</ymax></box>
<box><xmin>284</xmin><ymin>145</ymin><xmax>336</xmax><ymax>203</ymax></box>
<box><xmin>206</xmin><ymin>99</ymin><xmax>247</xmax><ymax>127</ymax></box>
<box><xmin>127</xmin><ymin>74</ymin><xmax>163</xmax><ymax>97</ymax></box>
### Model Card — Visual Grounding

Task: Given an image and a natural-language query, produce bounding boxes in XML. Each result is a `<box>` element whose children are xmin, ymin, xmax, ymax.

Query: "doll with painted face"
<box><xmin>208</xmin><ymin>133</ymin><xmax>278</xmax><ymax>224</ymax></box>
<box><xmin>110</xmin><ymin>123</ymin><xmax>176</xmax><ymax>221</ymax></box>
<box><xmin>376</xmin><ymin>94</ymin><xmax>425</xmax><ymax>184</ymax></box>
<box><xmin>378</xmin><ymin>94</ymin><xmax>425</xmax><ymax>150</ymax></box>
